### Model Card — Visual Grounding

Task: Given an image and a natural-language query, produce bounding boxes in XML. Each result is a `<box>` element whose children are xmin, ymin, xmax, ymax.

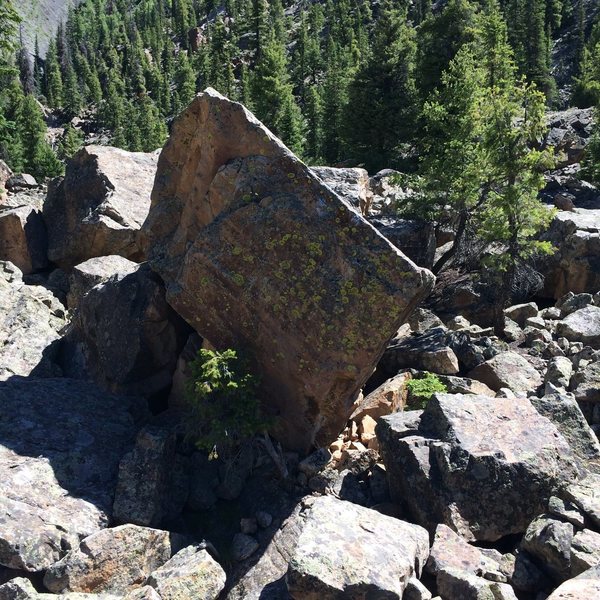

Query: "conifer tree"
<box><xmin>344</xmin><ymin>2</ymin><xmax>418</xmax><ymax>172</ymax></box>
<box><xmin>58</xmin><ymin>123</ymin><xmax>84</xmax><ymax>160</ymax></box>
<box><xmin>44</xmin><ymin>40</ymin><xmax>64</xmax><ymax>108</ymax></box>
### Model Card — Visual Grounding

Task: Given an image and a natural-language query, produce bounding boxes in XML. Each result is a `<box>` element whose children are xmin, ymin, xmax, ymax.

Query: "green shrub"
<box><xmin>185</xmin><ymin>348</ymin><xmax>266</xmax><ymax>458</ymax></box>
<box><xmin>406</xmin><ymin>372</ymin><xmax>447</xmax><ymax>409</ymax></box>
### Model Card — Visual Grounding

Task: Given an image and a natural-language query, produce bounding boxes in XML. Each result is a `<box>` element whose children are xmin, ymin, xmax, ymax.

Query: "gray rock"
<box><xmin>377</xmin><ymin>394</ymin><xmax>584</xmax><ymax>541</ymax></box>
<box><xmin>546</xmin><ymin>565</ymin><xmax>600</xmax><ymax>598</ymax></box>
<box><xmin>563</xmin><ymin>475</ymin><xmax>600</xmax><ymax>530</ymax></box>
<box><xmin>44</xmin><ymin>146</ymin><xmax>158</xmax><ymax>269</ymax></box>
<box><xmin>146</xmin><ymin>545</ymin><xmax>226</xmax><ymax>600</ymax></box>
<box><xmin>468</xmin><ymin>351</ymin><xmax>542</xmax><ymax>393</ymax></box>
<box><xmin>503</xmin><ymin>318</ymin><xmax>523</xmax><ymax>342</ymax></box>
<box><xmin>545</xmin><ymin>356</ymin><xmax>574</xmax><ymax>389</ymax></box>
<box><xmin>67</xmin><ymin>255</ymin><xmax>138</xmax><ymax>310</ymax></box>
<box><xmin>436</xmin><ymin>375</ymin><xmax>495</xmax><ymax>397</ymax></box>
<box><xmin>560</xmin><ymin>293</ymin><xmax>594</xmax><ymax>317</ymax></box>
<box><xmin>521</xmin><ymin>515</ymin><xmax>573</xmax><ymax>581</ymax></box>
<box><xmin>0</xmin><ymin>205</ymin><xmax>47</xmax><ymax>274</ymax></box>
<box><xmin>504</xmin><ymin>303</ymin><xmax>539</xmax><ymax>327</ymax></box>
<box><xmin>310</xmin><ymin>166</ymin><xmax>370</xmax><ymax>215</ymax></box>
<box><xmin>558</xmin><ymin>306</ymin><xmax>600</xmax><ymax>349</ymax></box>
<box><xmin>407</xmin><ymin>308</ymin><xmax>445</xmax><ymax>335</ymax></box>
<box><xmin>548</xmin><ymin>496</ymin><xmax>586</xmax><ymax>529</ymax></box>
<box><xmin>571</xmin><ymin>529</ymin><xmax>600</xmax><ymax>577</ymax></box>
<box><xmin>530</xmin><ymin>393</ymin><xmax>600</xmax><ymax>467</ymax></box>
<box><xmin>186</xmin><ymin>453</ymin><xmax>219</xmax><ymax>511</ymax></box>
<box><xmin>113</xmin><ymin>425</ymin><xmax>177</xmax><ymax>527</ymax></box>
<box><xmin>510</xmin><ymin>551</ymin><xmax>549</xmax><ymax>593</ymax></box>
<box><xmin>122</xmin><ymin>586</ymin><xmax>161</xmax><ymax>600</ymax></box>
<box><xmin>43</xmin><ymin>524</ymin><xmax>178</xmax><ymax>594</ymax></box>
<box><xmin>404</xmin><ymin>577</ymin><xmax>432</xmax><ymax>600</ymax></box>
<box><xmin>427</xmin><ymin>524</ymin><xmax>506</xmax><ymax>582</ymax></box>
<box><xmin>0</xmin><ymin>261</ymin><xmax>66</xmax><ymax>381</ymax></box>
<box><xmin>571</xmin><ymin>360</ymin><xmax>600</xmax><ymax>404</ymax></box>
<box><xmin>436</xmin><ymin>568</ymin><xmax>518</xmax><ymax>600</ymax></box>
<box><xmin>382</xmin><ymin>328</ymin><xmax>460</xmax><ymax>376</ymax></box>
<box><xmin>6</xmin><ymin>174</ymin><xmax>37</xmax><ymax>190</ymax></box>
<box><xmin>0</xmin><ymin>378</ymin><xmax>142</xmax><ymax>572</ymax></box>
<box><xmin>140</xmin><ymin>88</ymin><xmax>434</xmax><ymax>452</ymax></box>
<box><xmin>69</xmin><ymin>264</ymin><xmax>188</xmax><ymax>397</ymax></box>
<box><xmin>350</xmin><ymin>372</ymin><xmax>411</xmax><ymax>422</ymax></box>
<box><xmin>287</xmin><ymin>496</ymin><xmax>429</xmax><ymax>599</ymax></box>
<box><xmin>0</xmin><ymin>577</ymin><xmax>37</xmax><ymax>600</ymax></box>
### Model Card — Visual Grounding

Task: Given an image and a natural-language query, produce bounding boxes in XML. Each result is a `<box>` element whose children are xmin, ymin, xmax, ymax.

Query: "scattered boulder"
<box><xmin>0</xmin><ymin>261</ymin><xmax>66</xmax><ymax>380</ymax></box>
<box><xmin>557</xmin><ymin>306</ymin><xmax>600</xmax><ymax>348</ymax></box>
<box><xmin>44</xmin><ymin>146</ymin><xmax>159</xmax><ymax>269</ymax></box>
<box><xmin>563</xmin><ymin>475</ymin><xmax>600</xmax><ymax>530</ymax></box>
<box><xmin>69</xmin><ymin>264</ymin><xmax>188</xmax><ymax>397</ymax></box>
<box><xmin>286</xmin><ymin>496</ymin><xmax>429</xmax><ymax>599</ymax></box>
<box><xmin>504</xmin><ymin>302</ymin><xmax>539</xmax><ymax>327</ymax></box>
<box><xmin>377</xmin><ymin>394</ymin><xmax>583</xmax><ymax>541</ymax></box>
<box><xmin>0</xmin><ymin>378</ymin><xmax>142</xmax><ymax>572</ymax></box>
<box><xmin>67</xmin><ymin>255</ymin><xmax>139</xmax><ymax>310</ymax></box>
<box><xmin>468</xmin><ymin>351</ymin><xmax>542</xmax><ymax>393</ymax></box>
<box><xmin>350</xmin><ymin>372</ymin><xmax>411</xmax><ymax>422</ymax></box>
<box><xmin>0</xmin><ymin>205</ymin><xmax>47</xmax><ymax>274</ymax></box>
<box><xmin>0</xmin><ymin>159</ymin><xmax>12</xmax><ymax>194</ymax></box>
<box><xmin>141</xmin><ymin>88</ymin><xmax>434</xmax><ymax>451</ymax></box>
<box><xmin>381</xmin><ymin>328</ymin><xmax>460</xmax><ymax>376</ymax></box>
<box><xmin>545</xmin><ymin>356</ymin><xmax>574</xmax><ymax>389</ymax></box>
<box><xmin>43</xmin><ymin>525</ymin><xmax>178</xmax><ymax>594</ymax></box>
<box><xmin>436</xmin><ymin>568</ymin><xmax>518</xmax><ymax>600</ymax></box>
<box><xmin>146</xmin><ymin>545</ymin><xmax>226</xmax><ymax>600</ymax></box>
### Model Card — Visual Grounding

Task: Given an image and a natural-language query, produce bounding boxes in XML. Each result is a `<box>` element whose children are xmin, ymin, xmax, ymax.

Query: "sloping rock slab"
<box><xmin>286</xmin><ymin>496</ymin><xmax>429</xmax><ymax>599</ymax></box>
<box><xmin>44</xmin><ymin>146</ymin><xmax>158</xmax><ymax>269</ymax></box>
<box><xmin>557</xmin><ymin>306</ymin><xmax>600</xmax><ymax>349</ymax></box>
<box><xmin>0</xmin><ymin>261</ymin><xmax>66</xmax><ymax>381</ymax></box>
<box><xmin>377</xmin><ymin>394</ymin><xmax>584</xmax><ymax>541</ymax></box>
<box><xmin>468</xmin><ymin>351</ymin><xmax>542</xmax><ymax>393</ymax></box>
<box><xmin>141</xmin><ymin>88</ymin><xmax>434</xmax><ymax>451</ymax></box>
<box><xmin>547</xmin><ymin>564</ymin><xmax>600</xmax><ymax>599</ymax></box>
<box><xmin>0</xmin><ymin>379</ymin><xmax>143</xmax><ymax>571</ymax></box>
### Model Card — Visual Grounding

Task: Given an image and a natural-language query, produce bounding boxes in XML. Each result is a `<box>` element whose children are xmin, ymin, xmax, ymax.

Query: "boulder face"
<box><xmin>141</xmin><ymin>88</ymin><xmax>434</xmax><ymax>451</ymax></box>
<box><xmin>44</xmin><ymin>146</ymin><xmax>159</xmax><ymax>269</ymax></box>
<box><xmin>0</xmin><ymin>204</ymin><xmax>47</xmax><ymax>274</ymax></box>
<box><xmin>69</xmin><ymin>264</ymin><xmax>189</xmax><ymax>398</ymax></box>
<box><xmin>377</xmin><ymin>394</ymin><xmax>584</xmax><ymax>541</ymax></box>
<box><xmin>0</xmin><ymin>378</ymin><xmax>142</xmax><ymax>572</ymax></box>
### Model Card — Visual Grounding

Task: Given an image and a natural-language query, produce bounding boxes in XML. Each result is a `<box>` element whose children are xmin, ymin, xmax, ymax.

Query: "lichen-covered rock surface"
<box><xmin>377</xmin><ymin>393</ymin><xmax>584</xmax><ymax>541</ymax></box>
<box><xmin>141</xmin><ymin>88</ymin><xmax>434</xmax><ymax>451</ymax></box>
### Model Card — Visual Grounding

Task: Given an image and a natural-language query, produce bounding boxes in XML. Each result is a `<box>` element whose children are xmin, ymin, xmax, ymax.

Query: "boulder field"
<box><xmin>1</xmin><ymin>92</ymin><xmax>600</xmax><ymax>599</ymax></box>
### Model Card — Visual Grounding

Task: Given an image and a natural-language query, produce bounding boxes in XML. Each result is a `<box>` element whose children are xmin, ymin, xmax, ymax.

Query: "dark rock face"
<box><xmin>70</xmin><ymin>264</ymin><xmax>189</xmax><ymax>397</ymax></box>
<box><xmin>0</xmin><ymin>378</ymin><xmax>143</xmax><ymax>571</ymax></box>
<box><xmin>141</xmin><ymin>88</ymin><xmax>434</xmax><ymax>452</ymax></box>
<box><xmin>44</xmin><ymin>146</ymin><xmax>158</xmax><ymax>269</ymax></box>
<box><xmin>377</xmin><ymin>394</ymin><xmax>584</xmax><ymax>541</ymax></box>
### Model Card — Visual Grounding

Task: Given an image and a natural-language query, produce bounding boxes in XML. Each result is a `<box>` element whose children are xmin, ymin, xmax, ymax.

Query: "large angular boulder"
<box><xmin>468</xmin><ymin>351</ymin><xmax>542</xmax><ymax>393</ymax></box>
<box><xmin>141</xmin><ymin>89</ymin><xmax>434</xmax><ymax>451</ymax></box>
<box><xmin>68</xmin><ymin>264</ymin><xmax>189</xmax><ymax>397</ymax></box>
<box><xmin>541</xmin><ymin>208</ymin><xmax>600</xmax><ymax>299</ymax></box>
<box><xmin>0</xmin><ymin>261</ymin><xmax>66</xmax><ymax>381</ymax></box>
<box><xmin>44</xmin><ymin>146</ymin><xmax>159</xmax><ymax>269</ymax></box>
<box><xmin>571</xmin><ymin>361</ymin><xmax>600</xmax><ymax>404</ymax></box>
<box><xmin>286</xmin><ymin>496</ymin><xmax>429</xmax><ymax>599</ymax></box>
<box><xmin>0</xmin><ymin>378</ymin><xmax>142</xmax><ymax>572</ymax></box>
<box><xmin>557</xmin><ymin>306</ymin><xmax>600</xmax><ymax>348</ymax></box>
<box><xmin>43</xmin><ymin>525</ymin><xmax>178</xmax><ymax>594</ymax></box>
<box><xmin>377</xmin><ymin>394</ymin><xmax>584</xmax><ymax>541</ymax></box>
<box><xmin>0</xmin><ymin>205</ymin><xmax>47</xmax><ymax>274</ymax></box>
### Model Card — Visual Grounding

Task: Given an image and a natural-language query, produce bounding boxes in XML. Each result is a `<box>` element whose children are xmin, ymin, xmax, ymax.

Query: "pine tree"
<box><xmin>344</xmin><ymin>3</ymin><xmax>418</xmax><ymax>172</ymax></box>
<box><xmin>58</xmin><ymin>123</ymin><xmax>84</xmax><ymax>160</ymax></box>
<box><xmin>44</xmin><ymin>40</ymin><xmax>64</xmax><ymax>108</ymax></box>
<box><xmin>250</xmin><ymin>31</ymin><xmax>304</xmax><ymax>155</ymax></box>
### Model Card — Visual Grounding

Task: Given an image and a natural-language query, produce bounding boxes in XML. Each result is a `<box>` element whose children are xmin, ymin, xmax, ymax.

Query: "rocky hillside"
<box><xmin>15</xmin><ymin>0</ymin><xmax>84</xmax><ymax>57</ymax></box>
<box><xmin>1</xmin><ymin>89</ymin><xmax>600</xmax><ymax>599</ymax></box>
